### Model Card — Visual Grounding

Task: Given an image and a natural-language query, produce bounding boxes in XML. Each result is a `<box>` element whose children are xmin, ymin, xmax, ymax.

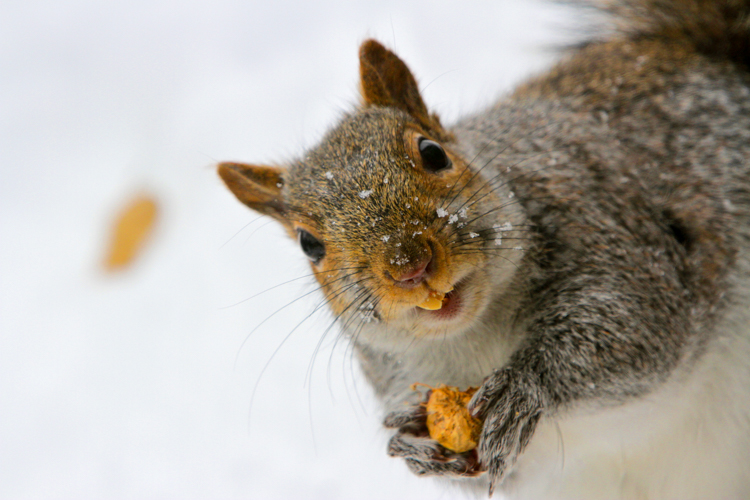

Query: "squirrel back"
<box><xmin>218</xmin><ymin>1</ymin><xmax>750</xmax><ymax>498</ymax></box>
<box><xmin>593</xmin><ymin>0</ymin><xmax>750</xmax><ymax>67</ymax></box>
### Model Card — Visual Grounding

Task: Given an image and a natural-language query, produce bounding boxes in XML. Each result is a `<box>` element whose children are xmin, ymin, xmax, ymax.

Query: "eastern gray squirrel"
<box><xmin>218</xmin><ymin>1</ymin><xmax>750</xmax><ymax>498</ymax></box>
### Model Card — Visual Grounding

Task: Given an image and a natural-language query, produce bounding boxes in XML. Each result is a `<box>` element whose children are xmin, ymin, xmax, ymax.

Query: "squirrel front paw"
<box><xmin>468</xmin><ymin>368</ymin><xmax>545</xmax><ymax>495</ymax></box>
<box><xmin>383</xmin><ymin>405</ymin><xmax>484</xmax><ymax>478</ymax></box>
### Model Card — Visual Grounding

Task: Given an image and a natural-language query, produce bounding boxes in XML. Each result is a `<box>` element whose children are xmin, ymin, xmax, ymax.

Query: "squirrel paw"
<box><xmin>468</xmin><ymin>368</ymin><xmax>545</xmax><ymax>496</ymax></box>
<box><xmin>384</xmin><ymin>406</ymin><xmax>484</xmax><ymax>478</ymax></box>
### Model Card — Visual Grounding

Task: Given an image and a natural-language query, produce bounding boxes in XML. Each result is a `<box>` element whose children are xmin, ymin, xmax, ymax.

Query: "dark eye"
<box><xmin>418</xmin><ymin>138</ymin><xmax>452</xmax><ymax>173</ymax></box>
<box><xmin>298</xmin><ymin>229</ymin><xmax>325</xmax><ymax>264</ymax></box>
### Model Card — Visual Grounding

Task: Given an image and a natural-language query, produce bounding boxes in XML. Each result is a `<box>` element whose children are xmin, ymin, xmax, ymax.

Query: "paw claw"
<box><xmin>466</xmin><ymin>395</ymin><xmax>486</xmax><ymax>418</ymax></box>
<box><xmin>487</xmin><ymin>458</ymin><xmax>507</xmax><ymax>497</ymax></box>
<box><xmin>383</xmin><ymin>406</ymin><xmax>426</xmax><ymax>428</ymax></box>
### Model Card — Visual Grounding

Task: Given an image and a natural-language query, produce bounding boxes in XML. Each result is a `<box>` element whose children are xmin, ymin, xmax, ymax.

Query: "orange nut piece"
<box><xmin>413</xmin><ymin>383</ymin><xmax>482</xmax><ymax>453</ymax></box>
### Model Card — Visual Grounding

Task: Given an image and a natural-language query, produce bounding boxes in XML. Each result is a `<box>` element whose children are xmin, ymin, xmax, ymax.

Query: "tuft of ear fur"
<box><xmin>594</xmin><ymin>0</ymin><xmax>750</xmax><ymax>67</ymax></box>
<box><xmin>359</xmin><ymin>39</ymin><xmax>450</xmax><ymax>138</ymax></box>
<box><xmin>217</xmin><ymin>162</ymin><xmax>288</xmax><ymax>223</ymax></box>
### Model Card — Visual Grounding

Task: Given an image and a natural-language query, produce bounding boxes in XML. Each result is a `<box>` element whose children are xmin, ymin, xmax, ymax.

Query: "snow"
<box><xmin>494</xmin><ymin>222</ymin><xmax>514</xmax><ymax>232</ymax></box>
<box><xmin>0</xmin><ymin>1</ymin><xmax>577</xmax><ymax>498</ymax></box>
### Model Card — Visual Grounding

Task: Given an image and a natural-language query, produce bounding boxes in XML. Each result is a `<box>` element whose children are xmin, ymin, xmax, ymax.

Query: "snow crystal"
<box><xmin>325</xmin><ymin>171</ymin><xmax>334</xmax><ymax>180</ymax></box>
<box><xmin>359</xmin><ymin>190</ymin><xmax>373</xmax><ymax>199</ymax></box>
<box><xmin>381</xmin><ymin>235</ymin><xmax>390</xmax><ymax>243</ymax></box>
<box><xmin>392</xmin><ymin>255</ymin><xmax>410</xmax><ymax>265</ymax></box>
<box><xmin>448</xmin><ymin>214</ymin><xmax>458</xmax><ymax>224</ymax></box>
<box><xmin>459</xmin><ymin>208</ymin><xmax>467</xmax><ymax>218</ymax></box>
<box><xmin>469</xmin><ymin>232</ymin><xmax>479</xmax><ymax>238</ymax></box>
<box><xmin>436</xmin><ymin>208</ymin><xmax>449</xmax><ymax>218</ymax></box>
<box><xmin>495</xmin><ymin>237</ymin><xmax>503</xmax><ymax>246</ymax></box>
<box><xmin>360</xmin><ymin>310</ymin><xmax>377</xmax><ymax>323</ymax></box>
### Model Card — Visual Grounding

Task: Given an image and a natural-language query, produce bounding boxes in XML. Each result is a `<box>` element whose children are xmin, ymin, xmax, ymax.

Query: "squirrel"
<box><xmin>217</xmin><ymin>1</ymin><xmax>750</xmax><ymax>498</ymax></box>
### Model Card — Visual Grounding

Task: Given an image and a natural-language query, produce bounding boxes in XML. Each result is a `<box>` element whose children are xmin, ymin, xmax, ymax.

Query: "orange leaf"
<box><xmin>104</xmin><ymin>194</ymin><xmax>158</xmax><ymax>271</ymax></box>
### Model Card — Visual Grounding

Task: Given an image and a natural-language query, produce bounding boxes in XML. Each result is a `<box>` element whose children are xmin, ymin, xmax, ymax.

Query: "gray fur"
<box><xmin>371</xmin><ymin>4</ymin><xmax>750</xmax><ymax>495</ymax></box>
<box><xmin>219</xmin><ymin>0</ymin><xmax>750</xmax><ymax>497</ymax></box>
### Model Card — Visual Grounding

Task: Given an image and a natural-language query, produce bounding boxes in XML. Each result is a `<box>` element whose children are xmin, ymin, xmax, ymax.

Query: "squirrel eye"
<box><xmin>418</xmin><ymin>138</ymin><xmax>452</xmax><ymax>173</ymax></box>
<box><xmin>297</xmin><ymin>229</ymin><xmax>325</xmax><ymax>264</ymax></box>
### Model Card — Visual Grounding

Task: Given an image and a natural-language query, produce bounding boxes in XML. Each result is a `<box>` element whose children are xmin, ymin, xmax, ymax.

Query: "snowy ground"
<box><xmin>0</xmin><ymin>1</ymin><xmax>578</xmax><ymax>498</ymax></box>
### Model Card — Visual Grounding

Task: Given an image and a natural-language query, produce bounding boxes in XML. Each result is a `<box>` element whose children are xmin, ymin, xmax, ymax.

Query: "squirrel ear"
<box><xmin>359</xmin><ymin>39</ymin><xmax>440</xmax><ymax>132</ymax></box>
<box><xmin>217</xmin><ymin>162</ymin><xmax>288</xmax><ymax>223</ymax></box>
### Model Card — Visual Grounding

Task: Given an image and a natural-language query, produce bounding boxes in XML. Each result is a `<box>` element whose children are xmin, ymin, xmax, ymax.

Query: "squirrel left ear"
<box><xmin>217</xmin><ymin>162</ymin><xmax>289</xmax><ymax>226</ymax></box>
<box><xmin>359</xmin><ymin>39</ymin><xmax>448</xmax><ymax>138</ymax></box>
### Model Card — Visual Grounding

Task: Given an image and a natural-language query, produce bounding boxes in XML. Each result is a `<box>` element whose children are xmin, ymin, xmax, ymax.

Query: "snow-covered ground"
<box><xmin>0</xmin><ymin>1</ymin><xmax>577</xmax><ymax>498</ymax></box>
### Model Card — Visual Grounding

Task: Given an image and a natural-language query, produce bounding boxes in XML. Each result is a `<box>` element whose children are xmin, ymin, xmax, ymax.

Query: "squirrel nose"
<box><xmin>388</xmin><ymin>256</ymin><xmax>433</xmax><ymax>288</ymax></box>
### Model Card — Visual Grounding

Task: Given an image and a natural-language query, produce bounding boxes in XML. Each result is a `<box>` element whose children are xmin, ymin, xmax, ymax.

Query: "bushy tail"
<box><xmin>595</xmin><ymin>0</ymin><xmax>750</xmax><ymax>67</ymax></box>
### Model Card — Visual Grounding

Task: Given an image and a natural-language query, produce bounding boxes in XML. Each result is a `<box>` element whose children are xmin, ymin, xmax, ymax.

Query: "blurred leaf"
<box><xmin>104</xmin><ymin>193</ymin><xmax>158</xmax><ymax>271</ymax></box>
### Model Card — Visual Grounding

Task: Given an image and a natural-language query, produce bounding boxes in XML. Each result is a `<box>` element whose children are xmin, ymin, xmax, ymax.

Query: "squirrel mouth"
<box><xmin>415</xmin><ymin>283</ymin><xmax>464</xmax><ymax>320</ymax></box>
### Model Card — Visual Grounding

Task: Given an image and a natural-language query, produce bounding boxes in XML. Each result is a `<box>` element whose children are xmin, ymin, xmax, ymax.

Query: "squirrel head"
<box><xmin>219</xmin><ymin>40</ymin><xmax>524</xmax><ymax>342</ymax></box>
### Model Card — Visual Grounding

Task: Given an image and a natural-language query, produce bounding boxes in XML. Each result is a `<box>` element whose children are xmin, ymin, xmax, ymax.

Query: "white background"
<box><xmin>0</xmin><ymin>1</ymin><xmax>579</xmax><ymax>498</ymax></box>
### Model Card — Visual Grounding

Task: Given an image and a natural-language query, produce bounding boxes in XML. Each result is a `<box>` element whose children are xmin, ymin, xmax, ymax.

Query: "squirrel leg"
<box><xmin>467</xmin><ymin>270</ymin><xmax>697</xmax><ymax>494</ymax></box>
<box><xmin>467</xmin><ymin>367</ymin><xmax>545</xmax><ymax>495</ymax></box>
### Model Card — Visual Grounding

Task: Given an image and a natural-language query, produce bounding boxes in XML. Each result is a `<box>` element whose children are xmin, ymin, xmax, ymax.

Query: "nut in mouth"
<box><xmin>415</xmin><ymin>282</ymin><xmax>465</xmax><ymax>321</ymax></box>
<box><xmin>417</xmin><ymin>289</ymin><xmax>453</xmax><ymax>310</ymax></box>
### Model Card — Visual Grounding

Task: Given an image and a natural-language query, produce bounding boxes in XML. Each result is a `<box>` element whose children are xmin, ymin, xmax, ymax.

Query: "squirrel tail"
<box><xmin>594</xmin><ymin>0</ymin><xmax>750</xmax><ymax>67</ymax></box>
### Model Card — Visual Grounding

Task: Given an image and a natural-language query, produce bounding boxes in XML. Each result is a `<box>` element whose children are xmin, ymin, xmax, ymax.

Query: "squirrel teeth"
<box><xmin>417</xmin><ymin>291</ymin><xmax>447</xmax><ymax>311</ymax></box>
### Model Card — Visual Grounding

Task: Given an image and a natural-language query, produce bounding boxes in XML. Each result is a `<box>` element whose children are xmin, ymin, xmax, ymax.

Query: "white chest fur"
<box><xmin>507</xmin><ymin>278</ymin><xmax>750</xmax><ymax>499</ymax></box>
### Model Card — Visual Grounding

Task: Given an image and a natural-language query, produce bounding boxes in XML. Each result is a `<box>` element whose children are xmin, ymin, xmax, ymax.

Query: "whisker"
<box><xmin>219</xmin><ymin>215</ymin><xmax>265</xmax><ymax>249</ymax></box>
<box><xmin>441</xmin><ymin>119</ymin><xmax>564</xmax><ymax>211</ymax></box>
<box><xmin>242</xmin><ymin>219</ymin><xmax>278</xmax><ymax>246</ymax></box>
<box><xmin>234</xmin><ymin>269</ymin><xmax>366</xmax><ymax>370</ymax></box>
<box><xmin>220</xmin><ymin>264</ymin><xmax>367</xmax><ymax>310</ymax></box>
<box><xmin>306</xmin><ymin>280</ymin><xmax>377</xmax><ymax>389</ymax></box>
<box><xmin>247</xmin><ymin>275</ymin><xmax>371</xmax><ymax>432</ymax></box>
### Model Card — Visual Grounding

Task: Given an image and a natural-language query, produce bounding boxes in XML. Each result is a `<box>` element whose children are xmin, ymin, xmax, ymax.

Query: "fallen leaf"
<box><xmin>104</xmin><ymin>193</ymin><xmax>158</xmax><ymax>270</ymax></box>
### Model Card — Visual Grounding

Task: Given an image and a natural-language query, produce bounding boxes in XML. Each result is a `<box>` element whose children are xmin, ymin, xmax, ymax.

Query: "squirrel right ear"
<box><xmin>359</xmin><ymin>39</ymin><xmax>446</xmax><ymax>136</ymax></box>
<box><xmin>217</xmin><ymin>162</ymin><xmax>288</xmax><ymax>223</ymax></box>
